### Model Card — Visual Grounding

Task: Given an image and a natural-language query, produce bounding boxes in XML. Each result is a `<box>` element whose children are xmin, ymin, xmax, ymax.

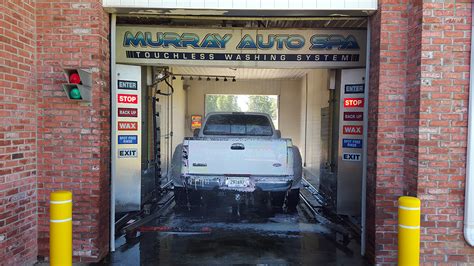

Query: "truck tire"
<box><xmin>171</xmin><ymin>144</ymin><xmax>183</xmax><ymax>185</ymax></box>
<box><xmin>286</xmin><ymin>188</ymin><xmax>300</xmax><ymax>213</ymax></box>
<box><xmin>271</xmin><ymin>191</ymin><xmax>286</xmax><ymax>210</ymax></box>
<box><xmin>291</xmin><ymin>146</ymin><xmax>303</xmax><ymax>189</ymax></box>
<box><xmin>174</xmin><ymin>187</ymin><xmax>187</xmax><ymax>209</ymax></box>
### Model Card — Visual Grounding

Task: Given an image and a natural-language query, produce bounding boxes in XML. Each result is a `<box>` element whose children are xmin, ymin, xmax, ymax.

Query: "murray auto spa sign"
<box><xmin>116</xmin><ymin>26</ymin><xmax>367</xmax><ymax>68</ymax></box>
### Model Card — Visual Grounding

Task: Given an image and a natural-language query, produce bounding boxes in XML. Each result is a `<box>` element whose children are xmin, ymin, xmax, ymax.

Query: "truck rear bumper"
<box><xmin>175</xmin><ymin>175</ymin><xmax>295</xmax><ymax>192</ymax></box>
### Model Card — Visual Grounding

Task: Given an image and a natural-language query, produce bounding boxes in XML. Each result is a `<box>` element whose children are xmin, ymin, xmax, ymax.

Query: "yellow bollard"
<box><xmin>50</xmin><ymin>191</ymin><xmax>72</xmax><ymax>266</ymax></box>
<box><xmin>398</xmin><ymin>196</ymin><xmax>421</xmax><ymax>266</ymax></box>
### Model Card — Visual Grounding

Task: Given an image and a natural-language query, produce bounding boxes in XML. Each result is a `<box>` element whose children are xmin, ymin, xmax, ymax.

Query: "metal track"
<box><xmin>121</xmin><ymin>192</ymin><xmax>175</xmax><ymax>235</ymax></box>
<box><xmin>299</xmin><ymin>178</ymin><xmax>361</xmax><ymax>243</ymax></box>
<box><xmin>299</xmin><ymin>192</ymin><xmax>351</xmax><ymax>234</ymax></box>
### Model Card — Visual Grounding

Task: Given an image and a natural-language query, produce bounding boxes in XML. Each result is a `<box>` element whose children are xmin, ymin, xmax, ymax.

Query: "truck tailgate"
<box><xmin>187</xmin><ymin>139</ymin><xmax>291</xmax><ymax>176</ymax></box>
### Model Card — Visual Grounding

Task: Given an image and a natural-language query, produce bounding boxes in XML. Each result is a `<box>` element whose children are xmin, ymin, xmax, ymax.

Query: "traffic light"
<box><xmin>62</xmin><ymin>69</ymin><xmax>92</xmax><ymax>102</ymax></box>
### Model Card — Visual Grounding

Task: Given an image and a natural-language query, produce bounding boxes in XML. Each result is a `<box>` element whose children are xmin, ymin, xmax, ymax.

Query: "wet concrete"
<box><xmin>101</xmin><ymin>201</ymin><xmax>368</xmax><ymax>265</ymax></box>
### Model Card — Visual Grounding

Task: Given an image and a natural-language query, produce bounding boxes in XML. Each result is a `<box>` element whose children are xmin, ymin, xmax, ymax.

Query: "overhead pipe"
<box><xmin>464</xmin><ymin>4</ymin><xmax>474</xmax><ymax>247</ymax></box>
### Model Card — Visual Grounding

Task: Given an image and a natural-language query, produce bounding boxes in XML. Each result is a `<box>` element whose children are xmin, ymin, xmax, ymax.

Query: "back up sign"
<box><xmin>118</xmin><ymin>108</ymin><xmax>138</xmax><ymax>117</ymax></box>
<box><xmin>116</xmin><ymin>26</ymin><xmax>367</xmax><ymax>68</ymax></box>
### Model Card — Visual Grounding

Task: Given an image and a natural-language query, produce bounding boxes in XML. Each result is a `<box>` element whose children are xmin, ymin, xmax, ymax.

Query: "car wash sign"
<box><xmin>116</xmin><ymin>27</ymin><xmax>367</xmax><ymax>68</ymax></box>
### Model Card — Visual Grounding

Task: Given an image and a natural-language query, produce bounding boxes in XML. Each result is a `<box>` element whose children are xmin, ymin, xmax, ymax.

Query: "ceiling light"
<box><xmin>224</xmin><ymin>77</ymin><xmax>228</xmax><ymax>82</ymax></box>
<box><xmin>181</xmin><ymin>76</ymin><xmax>184</xmax><ymax>80</ymax></box>
<box><xmin>190</xmin><ymin>76</ymin><xmax>194</xmax><ymax>80</ymax></box>
<box><xmin>215</xmin><ymin>77</ymin><xmax>219</xmax><ymax>81</ymax></box>
<box><xmin>172</xmin><ymin>76</ymin><xmax>176</xmax><ymax>80</ymax></box>
<box><xmin>232</xmin><ymin>78</ymin><xmax>236</xmax><ymax>82</ymax></box>
<box><xmin>198</xmin><ymin>76</ymin><xmax>202</xmax><ymax>81</ymax></box>
<box><xmin>207</xmin><ymin>77</ymin><xmax>210</xmax><ymax>81</ymax></box>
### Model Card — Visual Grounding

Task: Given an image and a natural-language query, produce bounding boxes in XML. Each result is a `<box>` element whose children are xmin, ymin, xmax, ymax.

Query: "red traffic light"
<box><xmin>69</xmin><ymin>73</ymin><xmax>81</xmax><ymax>84</ymax></box>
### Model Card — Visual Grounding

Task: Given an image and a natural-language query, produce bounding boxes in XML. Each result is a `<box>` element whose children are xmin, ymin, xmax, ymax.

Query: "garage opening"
<box><xmin>109</xmin><ymin>17</ymin><xmax>368</xmax><ymax>264</ymax></box>
<box><xmin>205</xmin><ymin>94</ymin><xmax>279</xmax><ymax>127</ymax></box>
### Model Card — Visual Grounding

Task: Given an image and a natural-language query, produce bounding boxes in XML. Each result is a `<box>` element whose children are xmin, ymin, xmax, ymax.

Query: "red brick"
<box><xmin>366</xmin><ymin>1</ymin><xmax>473</xmax><ymax>264</ymax></box>
<box><xmin>0</xmin><ymin>1</ymin><xmax>38</xmax><ymax>264</ymax></box>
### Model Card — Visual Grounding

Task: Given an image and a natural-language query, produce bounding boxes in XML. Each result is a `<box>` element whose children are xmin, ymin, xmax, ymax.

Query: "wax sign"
<box><xmin>118</xmin><ymin>121</ymin><xmax>138</xmax><ymax>131</ymax></box>
<box><xmin>118</xmin><ymin>94</ymin><xmax>138</xmax><ymax>104</ymax></box>
<box><xmin>343</xmin><ymin>125</ymin><xmax>363</xmax><ymax>135</ymax></box>
<box><xmin>344</xmin><ymin>98</ymin><xmax>364</xmax><ymax>108</ymax></box>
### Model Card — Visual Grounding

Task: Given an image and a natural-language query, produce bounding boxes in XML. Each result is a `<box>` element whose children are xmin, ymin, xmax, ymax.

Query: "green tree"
<box><xmin>205</xmin><ymin>95</ymin><xmax>220</xmax><ymax>113</ymax></box>
<box><xmin>248</xmin><ymin>95</ymin><xmax>277</xmax><ymax>120</ymax></box>
<box><xmin>217</xmin><ymin>95</ymin><xmax>240</xmax><ymax>112</ymax></box>
<box><xmin>205</xmin><ymin>95</ymin><xmax>241</xmax><ymax>114</ymax></box>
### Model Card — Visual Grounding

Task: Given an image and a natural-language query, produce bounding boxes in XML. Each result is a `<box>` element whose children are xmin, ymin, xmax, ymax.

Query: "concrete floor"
<box><xmin>100</xmin><ymin>199</ymin><xmax>368</xmax><ymax>265</ymax></box>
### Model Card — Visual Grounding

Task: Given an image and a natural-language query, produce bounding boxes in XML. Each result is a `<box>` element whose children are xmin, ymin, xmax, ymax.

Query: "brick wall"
<box><xmin>0</xmin><ymin>0</ymin><xmax>38</xmax><ymax>264</ymax></box>
<box><xmin>367</xmin><ymin>0</ymin><xmax>412</xmax><ymax>263</ymax></box>
<box><xmin>365</xmin><ymin>2</ymin><xmax>380</xmax><ymax>262</ymax></box>
<box><xmin>368</xmin><ymin>0</ymin><xmax>473</xmax><ymax>264</ymax></box>
<box><xmin>417</xmin><ymin>2</ymin><xmax>473</xmax><ymax>264</ymax></box>
<box><xmin>35</xmin><ymin>0</ymin><xmax>110</xmax><ymax>262</ymax></box>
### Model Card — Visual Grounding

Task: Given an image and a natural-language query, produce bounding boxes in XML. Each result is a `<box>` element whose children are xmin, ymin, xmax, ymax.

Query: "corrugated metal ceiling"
<box><xmin>171</xmin><ymin>67</ymin><xmax>311</xmax><ymax>80</ymax></box>
<box><xmin>117</xmin><ymin>16</ymin><xmax>367</xmax><ymax>29</ymax></box>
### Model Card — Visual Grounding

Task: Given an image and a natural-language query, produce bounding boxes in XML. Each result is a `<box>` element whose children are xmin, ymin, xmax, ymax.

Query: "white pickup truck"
<box><xmin>171</xmin><ymin>112</ymin><xmax>302</xmax><ymax>211</ymax></box>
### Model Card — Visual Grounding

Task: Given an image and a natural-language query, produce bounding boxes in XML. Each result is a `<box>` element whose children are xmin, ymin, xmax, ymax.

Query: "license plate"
<box><xmin>225</xmin><ymin>177</ymin><xmax>250</xmax><ymax>188</ymax></box>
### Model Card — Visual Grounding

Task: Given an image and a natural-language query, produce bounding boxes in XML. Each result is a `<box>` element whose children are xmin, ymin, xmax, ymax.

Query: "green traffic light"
<box><xmin>69</xmin><ymin>87</ymin><xmax>82</xmax><ymax>99</ymax></box>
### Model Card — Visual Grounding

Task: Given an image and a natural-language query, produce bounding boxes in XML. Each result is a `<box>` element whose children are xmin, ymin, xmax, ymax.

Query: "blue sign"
<box><xmin>118</xmin><ymin>80</ymin><xmax>138</xmax><ymax>90</ymax></box>
<box><xmin>118</xmin><ymin>135</ymin><xmax>138</xmax><ymax>144</ymax></box>
<box><xmin>344</xmin><ymin>84</ymin><xmax>365</xmax><ymax>94</ymax></box>
<box><xmin>342</xmin><ymin>138</ymin><xmax>362</xmax><ymax>149</ymax></box>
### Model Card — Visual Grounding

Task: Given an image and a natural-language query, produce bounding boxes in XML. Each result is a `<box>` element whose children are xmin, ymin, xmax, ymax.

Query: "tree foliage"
<box><xmin>248</xmin><ymin>95</ymin><xmax>277</xmax><ymax>120</ymax></box>
<box><xmin>205</xmin><ymin>95</ymin><xmax>241</xmax><ymax>114</ymax></box>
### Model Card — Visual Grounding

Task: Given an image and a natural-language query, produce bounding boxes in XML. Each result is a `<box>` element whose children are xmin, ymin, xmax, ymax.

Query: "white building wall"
<box><xmin>300</xmin><ymin>69</ymin><xmax>330</xmax><ymax>185</ymax></box>
<box><xmin>171</xmin><ymin>78</ymin><xmax>186</xmax><ymax>154</ymax></box>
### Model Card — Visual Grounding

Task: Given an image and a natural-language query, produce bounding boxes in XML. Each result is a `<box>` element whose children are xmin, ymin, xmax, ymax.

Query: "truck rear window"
<box><xmin>203</xmin><ymin>114</ymin><xmax>273</xmax><ymax>136</ymax></box>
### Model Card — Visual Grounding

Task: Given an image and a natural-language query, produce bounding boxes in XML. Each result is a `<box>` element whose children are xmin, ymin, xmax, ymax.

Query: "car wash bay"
<box><xmin>107</xmin><ymin>16</ymin><xmax>369</xmax><ymax>265</ymax></box>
